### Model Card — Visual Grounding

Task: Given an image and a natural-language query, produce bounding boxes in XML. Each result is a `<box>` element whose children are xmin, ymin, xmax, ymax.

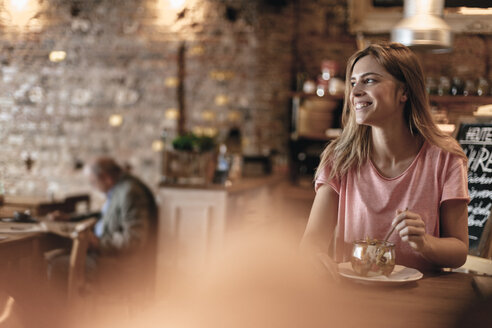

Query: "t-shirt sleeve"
<box><xmin>441</xmin><ymin>157</ymin><xmax>470</xmax><ymax>205</ymax></box>
<box><xmin>315</xmin><ymin>163</ymin><xmax>341</xmax><ymax>194</ymax></box>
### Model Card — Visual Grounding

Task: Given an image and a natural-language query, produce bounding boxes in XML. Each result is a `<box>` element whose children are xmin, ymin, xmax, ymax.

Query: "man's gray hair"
<box><xmin>89</xmin><ymin>157</ymin><xmax>123</xmax><ymax>180</ymax></box>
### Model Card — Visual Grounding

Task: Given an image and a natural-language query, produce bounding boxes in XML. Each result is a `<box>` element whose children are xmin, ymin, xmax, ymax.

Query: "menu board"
<box><xmin>455</xmin><ymin>118</ymin><xmax>492</xmax><ymax>255</ymax></box>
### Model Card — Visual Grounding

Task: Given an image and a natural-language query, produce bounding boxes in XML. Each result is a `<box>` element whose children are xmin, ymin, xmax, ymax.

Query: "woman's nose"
<box><xmin>351</xmin><ymin>82</ymin><xmax>365</xmax><ymax>97</ymax></box>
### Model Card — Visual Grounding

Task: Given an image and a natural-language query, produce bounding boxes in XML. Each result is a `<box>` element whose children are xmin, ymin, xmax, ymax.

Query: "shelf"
<box><xmin>292</xmin><ymin>132</ymin><xmax>331</xmax><ymax>141</ymax></box>
<box><xmin>291</xmin><ymin>92</ymin><xmax>344</xmax><ymax>101</ymax></box>
<box><xmin>429</xmin><ymin>95</ymin><xmax>492</xmax><ymax>105</ymax></box>
<box><xmin>292</xmin><ymin>94</ymin><xmax>492</xmax><ymax>105</ymax></box>
<box><xmin>291</xmin><ymin>128</ymin><xmax>342</xmax><ymax>141</ymax></box>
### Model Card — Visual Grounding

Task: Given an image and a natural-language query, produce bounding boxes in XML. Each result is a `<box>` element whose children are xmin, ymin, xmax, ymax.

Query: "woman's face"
<box><xmin>349</xmin><ymin>55</ymin><xmax>407</xmax><ymax>127</ymax></box>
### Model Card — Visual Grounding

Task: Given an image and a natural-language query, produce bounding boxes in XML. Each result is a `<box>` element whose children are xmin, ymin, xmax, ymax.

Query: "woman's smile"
<box><xmin>354</xmin><ymin>101</ymin><xmax>373</xmax><ymax>110</ymax></box>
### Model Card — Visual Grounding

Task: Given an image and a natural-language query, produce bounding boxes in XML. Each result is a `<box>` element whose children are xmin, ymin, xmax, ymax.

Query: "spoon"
<box><xmin>375</xmin><ymin>208</ymin><xmax>408</xmax><ymax>265</ymax></box>
<box><xmin>382</xmin><ymin>207</ymin><xmax>408</xmax><ymax>244</ymax></box>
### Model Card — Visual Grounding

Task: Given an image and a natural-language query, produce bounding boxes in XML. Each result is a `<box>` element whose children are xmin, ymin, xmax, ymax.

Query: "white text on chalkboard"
<box><xmin>464</xmin><ymin>127</ymin><xmax>492</xmax><ymax>143</ymax></box>
<box><xmin>464</xmin><ymin>146</ymin><xmax>492</xmax><ymax>173</ymax></box>
<box><xmin>468</xmin><ymin>202</ymin><xmax>491</xmax><ymax>228</ymax></box>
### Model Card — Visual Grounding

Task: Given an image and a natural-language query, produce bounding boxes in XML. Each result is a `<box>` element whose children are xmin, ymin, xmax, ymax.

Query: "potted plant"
<box><xmin>163</xmin><ymin>133</ymin><xmax>216</xmax><ymax>185</ymax></box>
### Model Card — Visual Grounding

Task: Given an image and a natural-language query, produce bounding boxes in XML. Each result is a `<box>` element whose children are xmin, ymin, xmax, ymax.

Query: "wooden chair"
<box><xmin>43</xmin><ymin>219</ymin><xmax>96</xmax><ymax>302</ymax></box>
<box><xmin>67</xmin><ymin>226</ymin><xmax>92</xmax><ymax>301</ymax></box>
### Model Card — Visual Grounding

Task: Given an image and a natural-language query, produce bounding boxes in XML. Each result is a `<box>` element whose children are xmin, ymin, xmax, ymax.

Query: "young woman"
<box><xmin>301</xmin><ymin>42</ymin><xmax>469</xmax><ymax>272</ymax></box>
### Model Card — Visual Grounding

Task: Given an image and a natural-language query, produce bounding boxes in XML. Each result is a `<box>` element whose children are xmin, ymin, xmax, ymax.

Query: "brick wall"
<box><xmin>0</xmin><ymin>0</ymin><xmax>295</xmax><ymax>200</ymax></box>
<box><xmin>0</xmin><ymin>0</ymin><xmax>490</xmax><ymax>200</ymax></box>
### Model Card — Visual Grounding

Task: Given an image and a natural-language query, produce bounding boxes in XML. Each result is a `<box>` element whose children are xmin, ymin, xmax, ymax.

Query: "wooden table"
<box><xmin>0</xmin><ymin>231</ymin><xmax>53</xmax><ymax>327</ymax></box>
<box><xmin>0</xmin><ymin>219</ymin><xmax>96</xmax><ymax>300</ymax></box>
<box><xmin>141</xmin><ymin>264</ymin><xmax>490</xmax><ymax>328</ymax></box>
<box><xmin>0</xmin><ymin>194</ymin><xmax>90</xmax><ymax>218</ymax></box>
<box><xmin>0</xmin><ymin>219</ymin><xmax>96</xmax><ymax>326</ymax></box>
<box><xmin>0</xmin><ymin>232</ymin><xmax>46</xmax><ymax>286</ymax></box>
<box><xmin>330</xmin><ymin>272</ymin><xmax>489</xmax><ymax>328</ymax></box>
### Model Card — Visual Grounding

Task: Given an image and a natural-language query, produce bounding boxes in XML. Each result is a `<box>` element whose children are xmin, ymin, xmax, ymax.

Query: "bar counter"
<box><xmin>158</xmin><ymin>173</ymin><xmax>285</xmax><ymax>194</ymax></box>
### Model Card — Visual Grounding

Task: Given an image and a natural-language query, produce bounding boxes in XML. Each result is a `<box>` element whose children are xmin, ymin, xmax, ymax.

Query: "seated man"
<box><xmin>48</xmin><ymin>156</ymin><xmax>158</xmax><ymax>295</ymax></box>
<box><xmin>86</xmin><ymin>156</ymin><xmax>157</xmax><ymax>257</ymax></box>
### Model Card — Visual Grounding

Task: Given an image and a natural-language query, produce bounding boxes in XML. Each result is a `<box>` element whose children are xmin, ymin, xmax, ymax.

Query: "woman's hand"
<box><xmin>392</xmin><ymin>200</ymin><xmax>468</xmax><ymax>269</ymax></box>
<box><xmin>392</xmin><ymin>209</ymin><xmax>429</xmax><ymax>253</ymax></box>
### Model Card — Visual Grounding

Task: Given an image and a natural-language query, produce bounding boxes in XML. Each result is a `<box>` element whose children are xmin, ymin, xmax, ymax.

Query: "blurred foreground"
<box><xmin>68</xmin><ymin>228</ymin><xmax>349</xmax><ymax>328</ymax></box>
<box><xmin>3</xmin><ymin>183</ymin><xmax>487</xmax><ymax>328</ymax></box>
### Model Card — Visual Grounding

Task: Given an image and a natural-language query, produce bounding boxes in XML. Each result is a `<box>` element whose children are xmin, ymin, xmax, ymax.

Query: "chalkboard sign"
<box><xmin>455</xmin><ymin>118</ymin><xmax>492</xmax><ymax>256</ymax></box>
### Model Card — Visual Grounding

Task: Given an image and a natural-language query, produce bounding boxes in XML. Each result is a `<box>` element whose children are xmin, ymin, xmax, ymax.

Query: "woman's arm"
<box><xmin>300</xmin><ymin>185</ymin><xmax>339</xmax><ymax>256</ymax></box>
<box><xmin>393</xmin><ymin>199</ymin><xmax>469</xmax><ymax>268</ymax></box>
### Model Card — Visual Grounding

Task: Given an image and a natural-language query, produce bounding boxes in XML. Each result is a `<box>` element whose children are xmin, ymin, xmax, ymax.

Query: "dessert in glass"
<box><xmin>350</xmin><ymin>238</ymin><xmax>396</xmax><ymax>277</ymax></box>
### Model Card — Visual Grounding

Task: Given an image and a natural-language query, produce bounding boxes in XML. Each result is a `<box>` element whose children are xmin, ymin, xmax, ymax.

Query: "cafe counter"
<box><xmin>156</xmin><ymin>174</ymin><xmax>286</xmax><ymax>294</ymax></box>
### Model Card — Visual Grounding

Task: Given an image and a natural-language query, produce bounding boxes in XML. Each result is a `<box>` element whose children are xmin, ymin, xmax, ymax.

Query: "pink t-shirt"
<box><xmin>315</xmin><ymin>141</ymin><xmax>469</xmax><ymax>272</ymax></box>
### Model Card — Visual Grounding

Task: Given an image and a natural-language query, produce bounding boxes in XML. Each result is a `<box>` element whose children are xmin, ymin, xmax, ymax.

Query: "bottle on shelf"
<box><xmin>463</xmin><ymin>79</ymin><xmax>477</xmax><ymax>96</ymax></box>
<box><xmin>437</xmin><ymin>76</ymin><xmax>451</xmax><ymax>96</ymax></box>
<box><xmin>316</xmin><ymin>60</ymin><xmax>336</xmax><ymax>97</ymax></box>
<box><xmin>225</xmin><ymin>128</ymin><xmax>242</xmax><ymax>181</ymax></box>
<box><xmin>316</xmin><ymin>60</ymin><xmax>344</xmax><ymax>97</ymax></box>
<box><xmin>425</xmin><ymin>76</ymin><xmax>438</xmax><ymax>95</ymax></box>
<box><xmin>451</xmin><ymin>77</ymin><xmax>464</xmax><ymax>96</ymax></box>
<box><xmin>213</xmin><ymin>144</ymin><xmax>230</xmax><ymax>185</ymax></box>
<box><xmin>302</xmin><ymin>79</ymin><xmax>316</xmax><ymax>94</ymax></box>
<box><xmin>477</xmin><ymin>77</ymin><xmax>490</xmax><ymax>97</ymax></box>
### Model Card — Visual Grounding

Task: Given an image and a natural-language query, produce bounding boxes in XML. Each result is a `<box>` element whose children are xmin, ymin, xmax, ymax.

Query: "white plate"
<box><xmin>338</xmin><ymin>262</ymin><xmax>423</xmax><ymax>286</ymax></box>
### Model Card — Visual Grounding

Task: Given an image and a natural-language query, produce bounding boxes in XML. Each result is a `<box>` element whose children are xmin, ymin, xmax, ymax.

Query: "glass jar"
<box><xmin>463</xmin><ymin>79</ymin><xmax>477</xmax><ymax>96</ymax></box>
<box><xmin>425</xmin><ymin>76</ymin><xmax>438</xmax><ymax>95</ymax></box>
<box><xmin>328</xmin><ymin>77</ymin><xmax>345</xmax><ymax>96</ymax></box>
<box><xmin>321</xmin><ymin>60</ymin><xmax>338</xmax><ymax>81</ymax></box>
<box><xmin>316</xmin><ymin>75</ymin><xmax>329</xmax><ymax>97</ymax></box>
<box><xmin>302</xmin><ymin>79</ymin><xmax>316</xmax><ymax>94</ymax></box>
<box><xmin>477</xmin><ymin>77</ymin><xmax>490</xmax><ymax>97</ymax></box>
<box><xmin>437</xmin><ymin>76</ymin><xmax>451</xmax><ymax>96</ymax></box>
<box><xmin>451</xmin><ymin>77</ymin><xmax>464</xmax><ymax>96</ymax></box>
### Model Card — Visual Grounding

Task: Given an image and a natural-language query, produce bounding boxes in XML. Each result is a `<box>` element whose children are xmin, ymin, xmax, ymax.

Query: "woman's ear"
<box><xmin>400</xmin><ymin>86</ymin><xmax>408</xmax><ymax>102</ymax></box>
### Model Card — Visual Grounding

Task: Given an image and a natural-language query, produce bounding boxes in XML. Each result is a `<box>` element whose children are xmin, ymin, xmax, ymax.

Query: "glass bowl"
<box><xmin>350</xmin><ymin>239</ymin><xmax>395</xmax><ymax>277</ymax></box>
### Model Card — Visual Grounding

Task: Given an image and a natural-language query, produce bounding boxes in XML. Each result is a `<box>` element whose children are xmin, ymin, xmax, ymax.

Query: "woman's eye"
<box><xmin>350</xmin><ymin>78</ymin><xmax>376</xmax><ymax>87</ymax></box>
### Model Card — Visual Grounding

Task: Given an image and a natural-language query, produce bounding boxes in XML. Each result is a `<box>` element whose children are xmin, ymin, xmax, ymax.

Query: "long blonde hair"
<box><xmin>316</xmin><ymin>42</ymin><xmax>466</xmax><ymax>180</ymax></box>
